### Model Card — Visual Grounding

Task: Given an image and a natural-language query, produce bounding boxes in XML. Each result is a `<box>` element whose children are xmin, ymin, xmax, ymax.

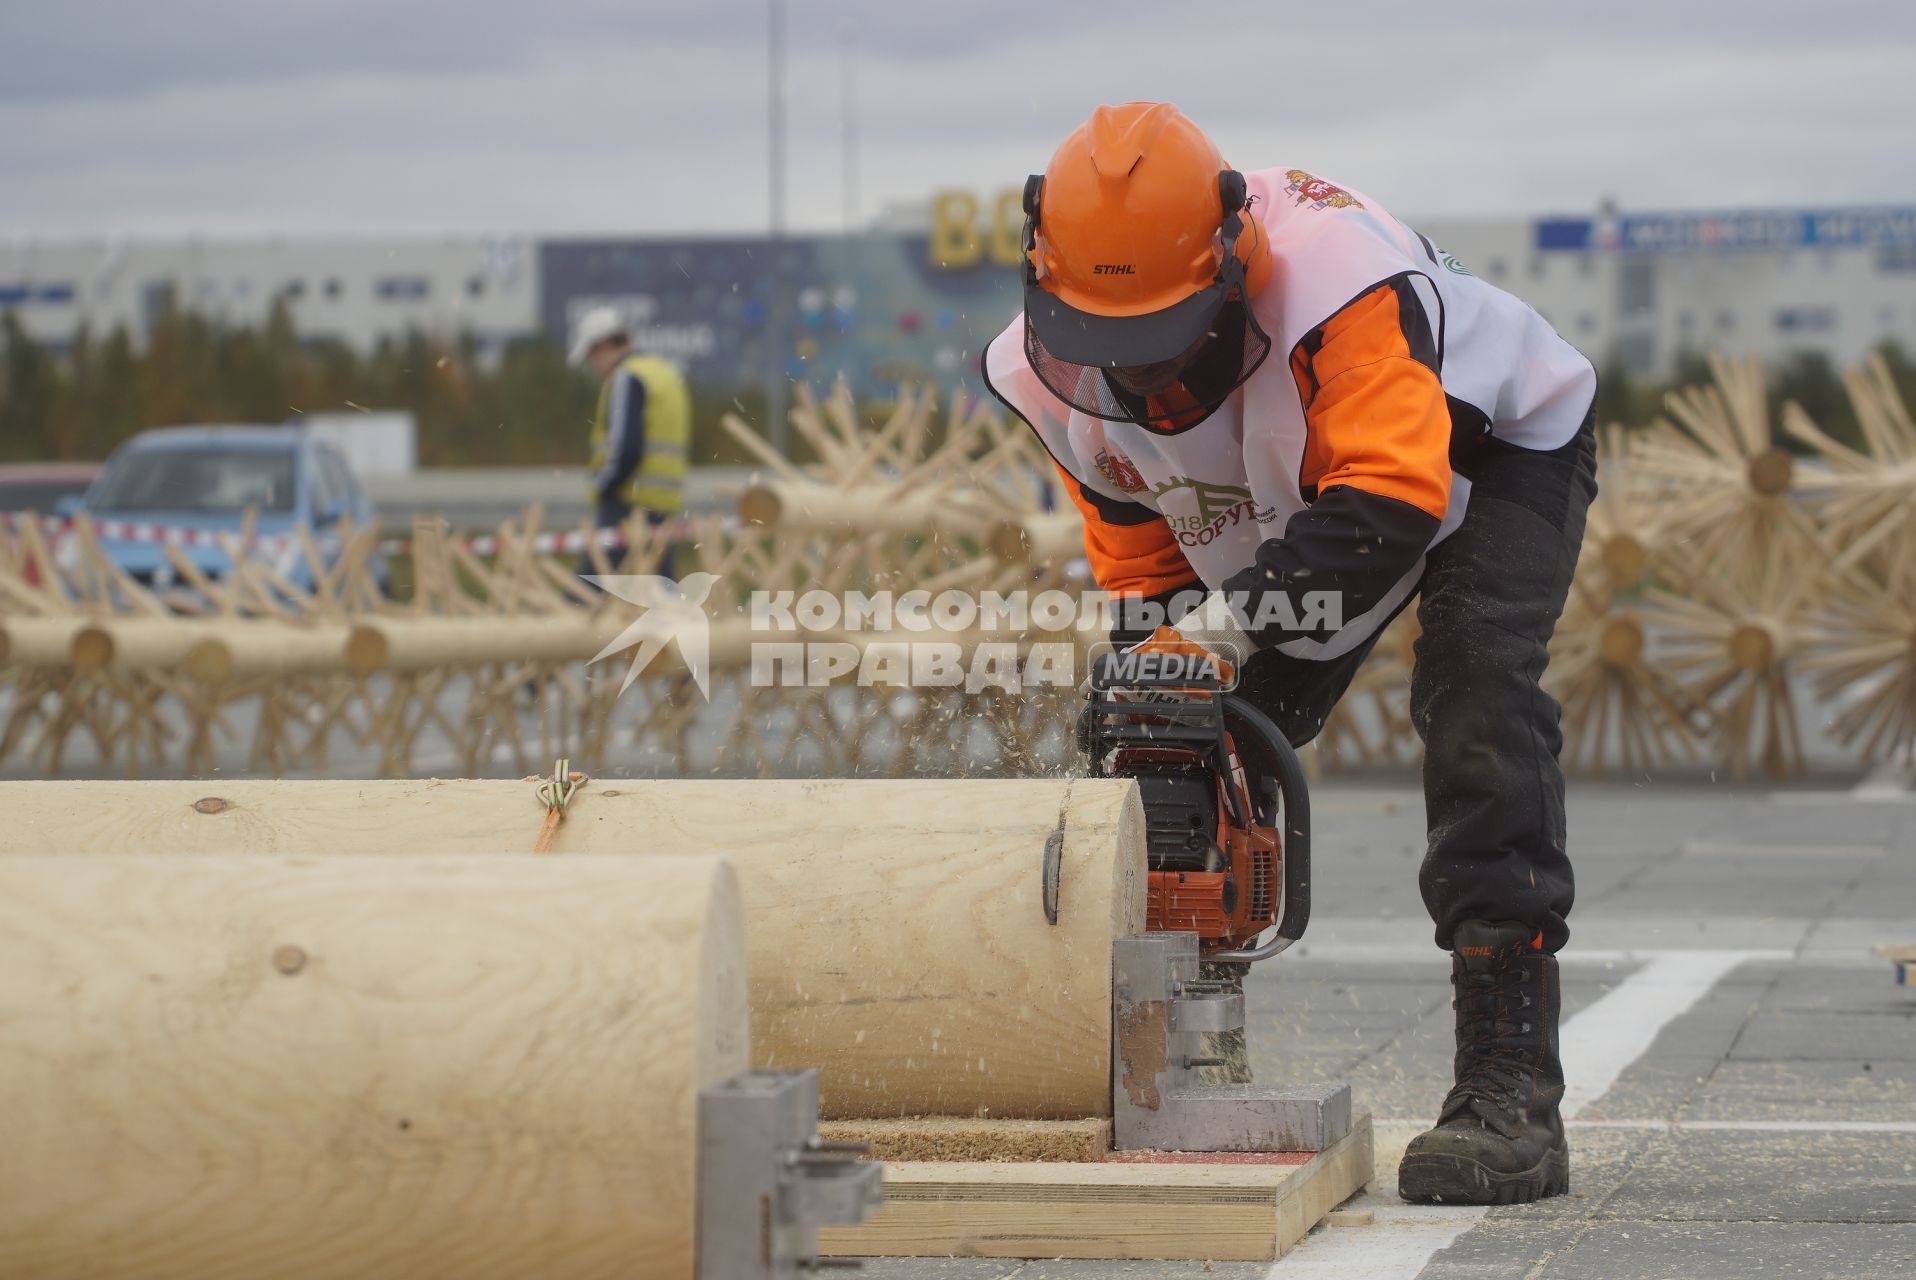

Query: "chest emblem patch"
<box><xmin>1094</xmin><ymin>448</ymin><xmax>1148</xmax><ymax>494</ymax></box>
<box><xmin>1285</xmin><ymin>170</ymin><xmax>1364</xmax><ymax>211</ymax></box>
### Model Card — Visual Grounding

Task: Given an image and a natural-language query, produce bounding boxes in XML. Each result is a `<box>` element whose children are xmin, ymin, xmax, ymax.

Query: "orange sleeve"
<box><xmin>1052</xmin><ymin>460</ymin><xmax>1194</xmax><ymax>597</ymax></box>
<box><xmin>1288</xmin><ymin>281</ymin><xmax>1452</xmax><ymax>520</ymax></box>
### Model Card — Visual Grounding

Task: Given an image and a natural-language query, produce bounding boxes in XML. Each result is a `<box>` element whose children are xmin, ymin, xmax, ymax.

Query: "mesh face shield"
<box><xmin>1023</xmin><ymin>293</ymin><xmax>1271</xmax><ymax>429</ymax></box>
<box><xmin>1021</xmin><ymin>173</ymin><xmax>1272</xmax><ymax>431</ymax></box>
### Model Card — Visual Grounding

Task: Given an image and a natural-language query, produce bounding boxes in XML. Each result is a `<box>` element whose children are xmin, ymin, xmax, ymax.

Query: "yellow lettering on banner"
<box><xmin>930</xmin><ymin>191</ymin><xmax>983</xmax><ymax>268</ymax></box>
<box><xmin>990</xmin><ymin>188</ymin><xmax>1025</xmax><ymax>267</ymax></box>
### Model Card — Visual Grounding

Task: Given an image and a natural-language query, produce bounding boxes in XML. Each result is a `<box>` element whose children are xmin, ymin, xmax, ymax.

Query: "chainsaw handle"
<box><xmin>1207</xmin><ymin>695</ymin><xmax>1310</xmax><ymax>965</ymax></box>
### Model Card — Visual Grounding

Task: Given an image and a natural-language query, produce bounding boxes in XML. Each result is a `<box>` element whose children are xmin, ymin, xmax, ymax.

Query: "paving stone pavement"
<box><xmin>857</xmin><ymin>779</ymin><xmax>1916</xmax><ymax>1280</ymax></box>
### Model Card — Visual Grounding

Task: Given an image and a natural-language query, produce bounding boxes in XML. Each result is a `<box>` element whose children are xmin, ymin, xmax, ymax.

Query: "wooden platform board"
<box><xmin>819</xmin><ymin>1111</ymin><xmax>1373</xmax><ymax>1262</ymax></box>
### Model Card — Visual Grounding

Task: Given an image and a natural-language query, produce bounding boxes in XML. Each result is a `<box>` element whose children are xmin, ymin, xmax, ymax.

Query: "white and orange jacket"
<box><xmin>983</xmin><ymin>166</ymin><xmax>1596</xmax><ymax>661</ymax></box>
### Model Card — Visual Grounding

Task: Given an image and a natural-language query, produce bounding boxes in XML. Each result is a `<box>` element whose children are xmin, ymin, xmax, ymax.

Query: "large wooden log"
<box><xmin>70</xmin><ymin>618</ymin><xmax>228</xmax><ymax>678</ymax></box>
<box><xmin>0</xmin><ymin>853</ymin><xmax>748</xmax><ymax>1280</ymax></box>
<box><xmin>129</xmin><ymin>621</ymin><xmax>357</xmax><ymax>683</ymax></box>
<box><xmin>737</xmin><ymin>479</ymin><xmax>998</xmax><ymax>540</ymax></box>
<box><xmin>15</xmin><ymin>618</ymin><xmax>355</xmax><ymax>682</ymax></box>
<box><xmin>194</xmin><ymin>622</ymin><xmax>358</xmax><ymax>682</ymax></box>
<box><xmin>0</xmin><ymin>616</ymin><xmax>87</xmax><ymax>667</ymax></box>
<box><xmin>345</xmin><ymin>616</ymin><xmax>630</xmax><ymax>675</ymax></box>
<box><xmin>0</xmin><ymin>778</ymin><xmax>1146</xmax><ymax>1119</ymax></box>
<box><xmin>987</xmin><ymin>510</ymin><xmax>1085</xmax><ymax>566</ymax></box>
<box><xmin>345</xmin><ymin>615</ymin><xmax>762</xmax><ymax>677</ymax></box>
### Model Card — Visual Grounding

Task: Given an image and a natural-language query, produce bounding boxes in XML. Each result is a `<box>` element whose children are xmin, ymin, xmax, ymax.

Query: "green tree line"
<box><xmin>0</xmin><ymin>300</ymin><xmax>782</xmax><ymax>468</ymax></box>
<box><xmin>3</xmin><ymin>300</ymin><xmax>1913</xmax><ymax>466</ymax></box>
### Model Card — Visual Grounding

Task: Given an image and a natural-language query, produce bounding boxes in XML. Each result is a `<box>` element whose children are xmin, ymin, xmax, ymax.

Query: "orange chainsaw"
<box><xmin>1077</xmin><ymin>652</ymin><xmax>1310</xmax><ymax>964</ymax></box>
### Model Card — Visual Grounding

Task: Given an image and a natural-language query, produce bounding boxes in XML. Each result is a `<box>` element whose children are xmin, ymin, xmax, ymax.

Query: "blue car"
<box><xmin>70</xmin><ymin>425</ymin><xmax>385</xmax><ymax>596</ymax></box>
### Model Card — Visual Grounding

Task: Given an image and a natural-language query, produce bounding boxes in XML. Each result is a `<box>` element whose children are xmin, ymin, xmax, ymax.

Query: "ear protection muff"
<box><xmin>1217</xmin><ymin>168</ymin><xmax>1272</xmax><ymax>299</ymax></box>
<box><xmin>1021</xmin><ymin>173</ymin><xmax>1045</xmax><ymax>286</ymax></box>
<box><xmin>1219</xmin><ymin>169</ymin><xmax>1246</xmax><ymax>216</ymax></box>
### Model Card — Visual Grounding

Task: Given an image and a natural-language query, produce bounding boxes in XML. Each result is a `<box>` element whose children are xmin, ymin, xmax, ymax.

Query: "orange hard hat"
<box><xmin>1022</xmin><ymin>102</ymin><xmax>1271</xmax><ymax>371</ymax></box>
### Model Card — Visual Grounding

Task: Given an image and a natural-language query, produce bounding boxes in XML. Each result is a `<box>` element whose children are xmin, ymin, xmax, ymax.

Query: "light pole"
<box><xmin>840</xmin><ymin>23</ymin><xmax>858</xmax><ymax>234</ymax></box>
<box><xmin>765</xmin><ymin>0</ymin><xmax>789</xmax><ymax>455</ymax></box>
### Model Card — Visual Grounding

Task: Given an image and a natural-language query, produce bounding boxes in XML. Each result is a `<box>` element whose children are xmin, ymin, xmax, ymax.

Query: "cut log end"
<box><xmin>1599</xmin><ymin>535</ymin><xmax>1649</xmax><ymax>585</ymax></box>
<box><xmin>987</xmin><ymin>520</ymin><xmax>1032</xmax><ymax>565</ymax></box>
<box><xmin>70</xmin><ymin>626</ymin><xmax>114</xmax><ymax>674</ymax></box>
<box><xmin>1729</xmin><ymin>623</ymin><xmax>1777</xmax><ymax>671</ymax></box>
<box><xmin>737</xmin><ymin>485</ymin><xmax>784</xmax><ymax>527</ymax></box>
<box><xmin>345</xmin><ymin>626</ymin><xmax>390</xmax><ymax>676</ymax></box>
<box><xmin>1599</xmin><ymin>617</ymin><xmax>1646</xmax><ymax>667</ymax></box>
<box><xmin>1747</xmin><ymin>448</ymin><xmax>1795</xmax><ymax>496</ymax></box>
<box><xmin>185</xmin><ymin>639</ymin><xmax>235</xmax><ymax>685</ymax></box>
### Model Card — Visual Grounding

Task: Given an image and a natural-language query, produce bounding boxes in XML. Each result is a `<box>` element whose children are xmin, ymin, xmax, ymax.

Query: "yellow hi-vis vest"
<box><xmin>588</xmin><ymin>353</ymin><xmax>691</xmax><ymax>515</ymax></box>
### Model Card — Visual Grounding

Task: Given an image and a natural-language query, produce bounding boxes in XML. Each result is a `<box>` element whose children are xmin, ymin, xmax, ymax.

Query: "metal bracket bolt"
<box><xmin>698</xmin><ymin>1069</ymin><xmax>883</xmax><ymax>1279</ymax></box>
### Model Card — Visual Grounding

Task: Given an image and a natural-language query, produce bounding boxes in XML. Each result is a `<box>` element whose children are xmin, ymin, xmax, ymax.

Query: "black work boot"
<box><xmin>1398</xmin><ymin>920</ymin><xmax>1569</xmax><ymax>1205</ymax></box>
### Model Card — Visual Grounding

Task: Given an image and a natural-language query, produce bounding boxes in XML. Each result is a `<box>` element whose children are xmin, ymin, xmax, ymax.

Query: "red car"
<box><xmin>0</xmin><ymin>462</ymin><xmax>101</xmax><ymax>584</ymax></box>
<box><xmin>0</xmin><ymin>462</ymin><xmax>101</xmax><ymax>516</ymax></box>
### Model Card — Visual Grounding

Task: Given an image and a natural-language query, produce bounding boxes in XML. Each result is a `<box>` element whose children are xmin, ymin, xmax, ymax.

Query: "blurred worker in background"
<box><xmin>570</xmin><ymin>305</ymin><xmax>691</xmax><ymax>577</ymax></box>
<box><xmin>988</xmin><ymin>103</ymin><xmax>1598</xmax><ymax>1207</ymax></box>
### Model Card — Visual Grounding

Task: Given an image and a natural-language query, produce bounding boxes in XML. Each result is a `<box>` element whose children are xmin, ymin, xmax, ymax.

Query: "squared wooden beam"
<box><xmin>819</xmin><ymin>1112</ymin><xmax>1373</xmax><ymax>1262</ymax></box>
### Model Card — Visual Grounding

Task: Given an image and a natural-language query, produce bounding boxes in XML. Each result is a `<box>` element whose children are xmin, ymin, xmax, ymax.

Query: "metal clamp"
<box><xmin>698</xmin><ymin>1070</ymin><xmax>883</xmax><ymax>1278</ymax></box>
<box><xmin>1112</xmin><ymin>932</ymin><xmax>1350</xmax><ymax>1153</ymax></box>
<box><xmin>1168</xmin><ymin>986</ymin><xmax>1244</xmax><ymax>1034</ymax></box>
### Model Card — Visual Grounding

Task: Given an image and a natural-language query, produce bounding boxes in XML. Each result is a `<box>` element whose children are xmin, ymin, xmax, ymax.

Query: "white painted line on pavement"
<box><xmin>1559</xmin><ymin>949</ymin><xmax>1760</xmax><ymax>1119</ymax></box>
<box><xmin>1853</xmin><ymin>760</ymin><xmax>1916</xmax><ymax>799</ymax></box>
<box><xmin>1265</xmin><ymin>949</ymin><xmax>1760</xmax><ymax>1278</ymax></box>
<box><xmin>1261</xmin><ymin>1195</ymin><xmax>1488</xmax><ymax>1280</ymax></box>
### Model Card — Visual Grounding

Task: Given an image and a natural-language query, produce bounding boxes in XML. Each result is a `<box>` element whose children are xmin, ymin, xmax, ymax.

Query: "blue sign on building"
<box><xmin>1535</xmin><ymin>206</ymin><xmax>1916</xmax><ymax>253</ymax></box>
<box><xmin>539</xmin><ymin>234</ymin><xmax>1019</xmax><ymax>398</ymax></box>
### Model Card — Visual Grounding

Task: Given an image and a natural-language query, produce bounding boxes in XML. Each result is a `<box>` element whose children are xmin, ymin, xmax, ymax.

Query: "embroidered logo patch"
<box><xmin>1094</xmin><ymin>448</ymin><xmax>1148</xmax><ymax>494</ymax></box>
<box><xmin>1150</xmin><ymin>475</ymin><xmax>1280</xmax><ymax>546</ymax></box>
<box><xmin>1284</xmin><ymin>170</ymin><xmax>1363</xmax><ymax>211</ymax></box>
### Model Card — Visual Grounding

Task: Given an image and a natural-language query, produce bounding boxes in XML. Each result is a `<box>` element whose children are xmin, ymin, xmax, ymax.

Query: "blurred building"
<box><xmin>4</xmin><ymin>200</ymin><xmax>1913</xmax><ymax>389</ymax></box>
<box><xmin>0</xmin><ymin>235</ymin><xmax>537</xmax><ymax>358</ymax></box>
<box><xmin>1427</xmin><ymin>204</ymin><xmax>1916</xmax><ymax>378</ymax></box>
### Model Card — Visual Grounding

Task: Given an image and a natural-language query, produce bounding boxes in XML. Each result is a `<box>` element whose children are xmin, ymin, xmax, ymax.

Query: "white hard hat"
<box><xmin>568</xmin><ymin>305</ymin><xmax>629</xmax><ymax>367</ymax></box>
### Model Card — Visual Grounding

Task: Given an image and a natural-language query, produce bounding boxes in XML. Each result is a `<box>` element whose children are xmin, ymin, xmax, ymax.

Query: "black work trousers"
<box><xmin>581</xmin><ymin>499</ymin><xmax>677</xmax><ymax>580</ymax></box>
<box><xmin>1234</xmin><ymin>403</ymin><xmax>1598</xmax><ymax>953</ymax></box>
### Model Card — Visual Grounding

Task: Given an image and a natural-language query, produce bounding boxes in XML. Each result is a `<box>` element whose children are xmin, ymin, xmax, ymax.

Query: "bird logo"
<box><xmin>584</xmin><ymin>572</ymin><xmax>722</xmax><ymax>699</ymax></box>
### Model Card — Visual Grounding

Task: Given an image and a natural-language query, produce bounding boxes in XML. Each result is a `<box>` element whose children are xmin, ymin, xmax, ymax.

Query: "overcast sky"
<box><xmin>4</xmin><ymin>0</ymin><xmax>1914</xmax><ymax>240</ymax></box>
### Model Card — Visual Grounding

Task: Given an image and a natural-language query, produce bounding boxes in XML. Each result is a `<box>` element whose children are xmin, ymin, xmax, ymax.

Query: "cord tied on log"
<box><xmin>532</xmin><ymin>758</ymin><xmax>586</xmax><ymax>854</ymax></box>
